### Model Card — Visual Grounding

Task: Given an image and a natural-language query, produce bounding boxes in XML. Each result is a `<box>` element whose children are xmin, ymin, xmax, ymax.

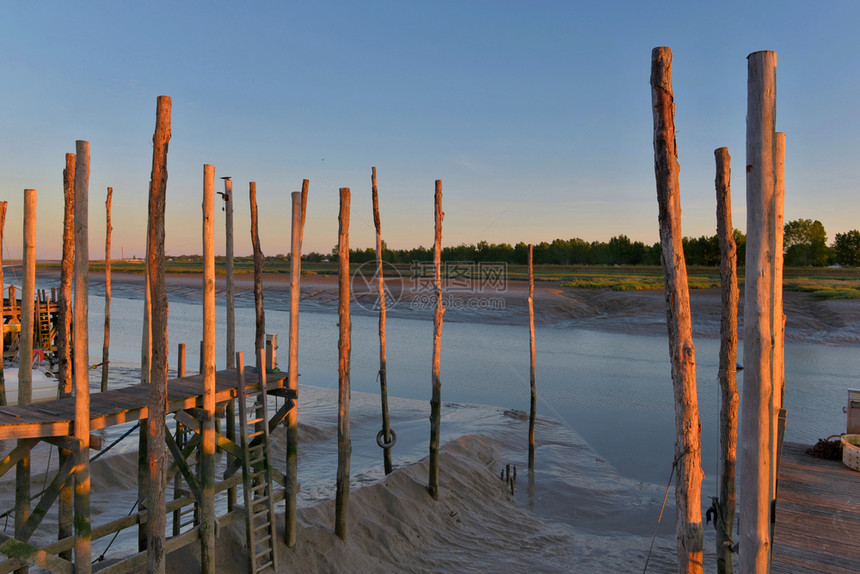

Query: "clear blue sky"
<box><xmin>1</xmin><ymin>1</ymin><xmax>858</xmax><ymax>259</ymax></box>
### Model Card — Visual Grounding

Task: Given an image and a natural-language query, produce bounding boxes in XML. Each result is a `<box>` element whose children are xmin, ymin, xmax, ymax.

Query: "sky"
<box><xmin>1</xmin><ymin>1</ymin><xmax>858</xmax><ymax>260</ymax></box>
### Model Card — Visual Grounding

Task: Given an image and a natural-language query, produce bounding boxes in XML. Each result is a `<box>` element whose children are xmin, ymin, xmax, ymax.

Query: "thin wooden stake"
<box><xmin>740</xmin><ymin>50</ymin><xmax>778</xmax><ymax>574</ymax></box>
<box><xmin>58</xmin><ymin>154</ymin><xmax>74</xmax><ymax>561</ymax></box>
<box><xmin>146</xmin><ymin>96</ymin><xmax>171</xmax><ymax>574</ymax></box>
<box><xmin>200</xmin><ymin>163</ymin><xmax>217</xmax><ymax>573</ymax></box>
<box><xmin>528</xmin><ymin>244</ymin><xmax>537</xmax><ymax>471</ymax></box>
<box><xmin>101</xmin><ymin>187</ymin><xmax>113</xmax><ymax>392</ymax></box>
<box><xmin>715</xmin><ymin>147</ymin><xmax>738</xmax><ymax>574</ymax></box>
<box><xmin>0</xmin><ymin>201</ymin><xmax>6</xmax><ymax>407</ymax></box>
<box><xmin>16</xmin><ymin>189</ymin><xmax>36</xmax><ymax>574</ymax></box>
<box><xmin>334</xmin><ymin>187</ymin><xmax>351</xmax><ymax>541</ymax></box>
<box><xmin>428</xmin><ymin>180</ymin><xmax>444</xmax><ymax>500</ymax></box>
<box><xmin>372</xmin><ymin>167</ymin><xmax>393</xmax><ymax>475</ymax></box>
<box><xmin>285</xmin><ymin>190</ymin><xmax>302</xmax><ymax>546</ymax></box>
<box><xmin>223</xmin><ymin>177</ymin><xmax>235</xmax><ymax>370</ymax></box>
<box><xmin>250</xmin><ymin>182</ymin><xmax>265</xmax><ymax>354</ymax></box>
<box><xmin>651</xmin><ymin>47</ymin><xmax>704</xmax><ymax>573</ymax></box>
<box><xmin>73</xmin><ymin>140</ymin><xmax>92</xmax><ymax>573</ymax></box>
<box><xmin>58</xmin><ymin>154</ymin><xmax>75</xmax><ymax>400</ymax></box>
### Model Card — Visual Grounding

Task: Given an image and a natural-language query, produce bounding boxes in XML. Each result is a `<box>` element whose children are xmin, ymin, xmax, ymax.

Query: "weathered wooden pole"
<box><xmin>740</xmin><ymin>50</ymin><xmax>778</xmax><ymax>574</ymax></box>
<box><xmin>57</xmin><ymin>153</ymin><xmax>75</xmax><ymax>562</ymax></box>
<box><xmin>101</xmin><ymin>187</ymin><xmax>113</xmax><ymax>392</ymax></box>
<box><xmin>73</xmin><ymin>140</ymin><xmax>92</xmax><ymax>573</ymax></box>
<box><xmin>146</xmin><ymin>96</ymin><xmax>171</xmax><ymax>574</ymax></box>
<box><xmin>715</xmin><ymin>147</ymin><xmax>738</xmax><ymax>574</ymax></box>
<box><xmin>773</xmin><ymin>132</ymin><xmax>786</xmax><ymax>412</ymax></box>
<box><xmin>200</xmin><ymin>163</ymin><xmax>217</xmax><ymax>573</ymax></box>
<box><xmin>0</xmin><ymin>201</ymin><xmax>6</xmax><ymax>407</ymax></box>
<box><xmin>285</xmin><ymin>189</ymin><xmax>302</xmax><ymax>546</ymax></box>
<box><xmin>428</xmin><ymin>180</ymin><xmax>444</xmax><ymax>500</ymax></box>
<box><xmin>335</xmin><ymin>187</ymin><xmax>352</xmax><ymax>541</ymax></box>
<box><xmin>250</xmin><ymin>182</ymin><xmax>265</xmax><ymax>354</ymax></box>
<box><xmin>528</xmin><ymin>243</ymin><xmax>537</xmax><ymax>471</ymax></box>
<box><xmin>173</xmin><ymin>343</ymin><xmax>186</xmax><ymax>536</ymax></box>
<box><xmin>58</xmin><ymin>154</ymin><xmax>75</xmax><ymax>400</ymax></box>
<box><xmin>222</xmin><ymin>176</ymin><xmax>235</xmax><ymax>370</ymax></box>
<box><xmin>372</xmin><ymin>167</ymin><xmax>394</xmax><ymax>475</ymax></box>
<box><xmin>650</xmin><ymin>47</ymin><xmax>704</xmax><ymax>574</ymax></box>
<box><xmin>15</xmin><ymin>189</ymin><xmax>36</xmax><ymax>574</ymax></box>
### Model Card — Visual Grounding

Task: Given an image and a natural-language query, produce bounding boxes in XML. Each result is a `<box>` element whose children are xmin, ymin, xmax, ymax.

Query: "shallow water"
<box><xmin>17</xmin><ymin>275</ymin><xmax>858</xmax><ymax>569</ymax></box>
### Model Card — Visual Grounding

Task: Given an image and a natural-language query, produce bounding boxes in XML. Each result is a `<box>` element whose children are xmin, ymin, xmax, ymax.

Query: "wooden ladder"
<box><xmin>237</xmin><ymin>362</ymin><xmax>278</xmax><ymax>574</ymax></box>
<box><xmin>35</xmin><ymin>290</ymin><xmax>53</xmax><ymax>352</ymax></box>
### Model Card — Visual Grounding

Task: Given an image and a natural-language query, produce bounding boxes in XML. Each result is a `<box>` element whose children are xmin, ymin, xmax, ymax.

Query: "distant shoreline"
<box><xmin>29</xmin><ymin>267</ymin><xmax>860</xmax><ymax>347</ymax></box>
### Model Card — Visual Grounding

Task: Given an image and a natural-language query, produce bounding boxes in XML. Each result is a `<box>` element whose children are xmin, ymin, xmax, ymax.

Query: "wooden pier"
<box><xmin>772</xmin><ymin>441</ymin><xmax>860</xmax><ymax>573</ymax></box>
<box><xmin>0</xmin><ymin>366</ymin><xmax>292</xmax><ymax>573</ymax></box>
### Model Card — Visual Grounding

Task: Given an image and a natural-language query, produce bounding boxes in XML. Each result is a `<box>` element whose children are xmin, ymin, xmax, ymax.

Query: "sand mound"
<box><xmin>167</xmin><ymin>435</ymin><xmax>578</xmax><ymax>573</ymax></box>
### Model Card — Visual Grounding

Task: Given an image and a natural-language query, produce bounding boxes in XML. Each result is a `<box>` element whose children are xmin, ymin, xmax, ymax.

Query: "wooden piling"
<box><xmin>250</xmin><ymin>182</ymin><xmax>265</xmax><ymax>354</ymax></box>
<box><xmin>429</xmin><ymin>180</ymin><xmax>444</xmax><ymax>500</ymax></box>
<box><xmin>223</xmin><ymin>177</ymin><xmax>235</xmax><ymax>370</ymax></box>
<box><xmin>73</xmin><ymin>140</ymin><xmax>92</xmax><ymax>573</ymax></box>
<box><xmin>335</xmin><ymin>187</ymin><xmax>351</xmax><ymax>541</ymax></box>
<box><xmin>146</xmin><ymin>96</ymin><xmax>171</xmax><ymax>574</ymax></box>
<box><xmin>201</xmin><ymin>164</ymin><xmax>217</xmax><ymax>573</ymax></box>
<box><xmin>650</xmin><ymin>47</ymin><xmax>704</xmax><ymax>573</ymax></box>
<box><xmin>101</xmin><ymin>187</ymin><xmax>113</xmax><ymax>392</ymax></box>
<box><xmin>715</xmin><ymin>147</ymin><xmax>738</xmax><ymax>574</ymax></box>
<box><xmin>285</xmin><ymin>190</ymin><xmax>302</xmax><ymax>546</ymax></box>
<box><xmin>173</xmin><ymin>343</ymin><xmax>186</xmax><ymax>535</ymax></box>
<box><xmin>740</xmin><ymin>50</ymin><xmax>778</xmax><ymax>574</ymax></box>
<box><xmin>0</xmin><ymin>201</ymin><xmax>6</xmax><ymax>407</ymax></box>
<box><xmin>15</xmin><ymin>189</ymin><xmax>36</xmax><ymax>574</ymax></box>
<box><xmin>58</xmin><ymin>155</ymin><xmax>74</xmax><ymax>561</ymax></box>
<box><xmin>372</xmin><ymin>167</ymin><xmax>394</xmax><ymax>475</ymax></box>
<box><xmin>58</xmin><ymin>154</ymin><xmax>75</xmax><ymax>400</ymax></box>
<box><xmin>528</xmin><ymin>244</ymin><xmax>537</xmax><ymax>471</ymax></box>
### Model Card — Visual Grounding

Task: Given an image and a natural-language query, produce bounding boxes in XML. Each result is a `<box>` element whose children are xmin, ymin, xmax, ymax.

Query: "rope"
<box><xmin>643</xmin><ymin>451</ymin><xmax>685</xmax><ymax>573</ymax></box>
<box><xmin>94</xmin><ymin>498</ymin><xmax>140</xmax><ymax>563</ymax></box>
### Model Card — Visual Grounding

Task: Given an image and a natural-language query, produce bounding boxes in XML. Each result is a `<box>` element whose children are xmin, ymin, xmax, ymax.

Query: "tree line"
<box><xmin>306</xmin><ymin>219</ymin><xmax>859</xmax><ymax>267</ymax></box>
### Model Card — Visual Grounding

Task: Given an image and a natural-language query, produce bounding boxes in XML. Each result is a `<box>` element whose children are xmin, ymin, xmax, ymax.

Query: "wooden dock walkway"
<box><xmin>0</xmin><ymin>367</ymin><xmax>288</xmax><ymax>441</ymax></box>
<box><xmin>772</xmin><ymin>441</ymin><xmax>860</xmax><ymax>573</ymax></box>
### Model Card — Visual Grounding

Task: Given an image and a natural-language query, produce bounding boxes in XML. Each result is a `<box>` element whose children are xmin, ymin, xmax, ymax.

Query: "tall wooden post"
<box><xmin>334</xmin><ymin>188</ymin><xmax>351</xmax><ymax>541</ymax></box>
<box><xmin>15</xmin><ymin>189</ymin><xmax>36</xmax><ymax>574</ymax></box>
<box><xmin>57</xmin><ymin>153</ymin><xmax>75</xmax><ymax>561</ymax></box>
<box><xmin>58</xmin><ymin>154</ymin><xmax>75</xmax><ymax>400</ymax></box>
<box><xmin>715</xmin><ymin>147</ymin><xmax>739</xmax><ymax>574</ymax></box>
<box><xmin>372</xmin><ymin>167</ymin><xmax>394</xmax><ymax>475</ymax></box>
<box><xmin>650</xmin><ymin>47</ymin><xmax>704</xmax><ymax>574</ymax></box>
<box><xmin>222</xmin><ymin>177</ymin><xmax>235</xmax><ymax>370</ymax></box>
<box><xmin>146</xmin><ymin>96</ymin><xmax>171</xmax><ymax>574</ymax></box>
<box><xmin>0</xmin><ymin>201</ymin><xmax>6</xmax><ymax>407</ymax></box>
<box><xmin>285</xmin><ymin>190</ymin><xmax>302</xmax><ymax>546</ymax></box>
<box><xmin>740</xmin><ymin>50</ymin><xmax>778</xmax><ymax>574</ymax></box>
<box><xmin>773</xmin><ymin>132</ymin><xmax>786</xmax><ymax>410</ymax></box>
<box><xmin>200</xmin><ymin>164</ymin><xmax>217</xmax><ymax>573</ymax></box>
<box><xmin>221</xmin><ymin>176</ymin><xmax>237</xmax><ymax>510</ymax></box>
<box><xmin>250</xmin><ymin>182</ymin><xmax>265</xmax><ymax>354</ymax></box>
<box><xmin>528</xmin><ymin>244</ymin><xmax>537</xmax><ymax>470</ymax></box>
<box><xmin>428</xmin><ymin>180</ymin><xmax>444</xmax><ymax>500</ymax></box>
<box><xmin>73</xmin><ymin>140</ymin><xmax>92</xmax><ymax>573</ymax></box>
<box><xmin>101</xmin><ymin>187</ymin><xmax>113</xmax><ymax>392</ymax></box>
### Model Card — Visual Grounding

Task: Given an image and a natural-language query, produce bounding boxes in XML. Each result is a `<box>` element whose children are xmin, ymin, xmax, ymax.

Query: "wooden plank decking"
<box><xmin>772</xmin><ymin>441</ymin><xmax>860</xmax><ymax>573</ymax></box>
<box><xmin>0</xmin><ymin>367</ymin><xmax>288</xmax><ymax>441</ymax></box>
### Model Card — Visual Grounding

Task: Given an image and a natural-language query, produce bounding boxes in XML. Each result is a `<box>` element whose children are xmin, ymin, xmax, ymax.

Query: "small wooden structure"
<box><xmin>771</xmin><ymin>442</ymin><xmax>860</xmax><ymax>573</ymax></box>
<box><xmin>2</xmin><ymin>290</ymin><xmax>61</xmax><ymax>361</ymax></box>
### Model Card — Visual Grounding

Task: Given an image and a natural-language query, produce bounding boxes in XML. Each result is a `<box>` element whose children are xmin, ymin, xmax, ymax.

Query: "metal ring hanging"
<box><xmin>376</xmin><ymin>428</ymin><xmax>397</xmax><ymax>449</ymax></box>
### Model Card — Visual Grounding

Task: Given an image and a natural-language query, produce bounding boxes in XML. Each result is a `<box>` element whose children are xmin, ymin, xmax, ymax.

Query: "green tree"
<box><xmin>832</xmin><ymin>230</ymin><xmax>860</xmax><ymax>266</ymax></box>
<box><xmin>784</xmin><ymin>218</ymin><xmax>829</xmax><ymax>266</ymax></box>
